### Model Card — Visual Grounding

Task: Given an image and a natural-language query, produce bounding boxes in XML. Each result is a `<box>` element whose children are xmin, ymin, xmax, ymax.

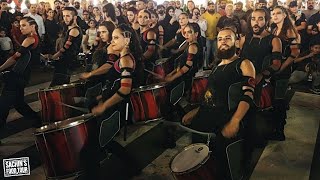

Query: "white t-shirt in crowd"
<box><xmin>0</xmin><ymin>37</ymin><xmax>12</xmax><ymax>51</ymax></box>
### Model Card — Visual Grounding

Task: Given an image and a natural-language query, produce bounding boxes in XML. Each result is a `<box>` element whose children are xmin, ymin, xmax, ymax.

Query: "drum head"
<box><xmin>39</xmin><ymin>82</ymin><xmax>84</xmax><ymax>92</ymax></box>
<box><xmin>35</xmin><ymin>114</ymin><xmax>93</xmax><ymax>134</ymax></box>
<box><xmin>133</xmin><ymin>82</ymin><xmax>167</xmax><ymax>92</ymax></box>
<box><xmin>171</xmin><ymin>144</ymin><xmax>209</xmax><ymax>173</ymax></box>
<box><xmin>155</xmin><ymin>58</ymin><xmax>169</xmax><ymax>65</ymax></box>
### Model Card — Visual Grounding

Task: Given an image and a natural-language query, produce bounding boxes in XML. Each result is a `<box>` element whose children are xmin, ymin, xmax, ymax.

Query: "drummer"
<box><xmin>90</xmin><ymin>23</ymin><xmax>142</xmax><ymax>178</ymax></box>
<box><xmin>182</xmin><ymin>28</ymin><xmax>256</xmax><ymax>179</ymax></box>
<box><xmin>80</xmin><ymin>21</ymin><xmax>119</xmax><ymax>87</ymax></box>
<box><xmin>44</xmin><ymin>7</ymin><xmax>83</xmax><ymax>87</ymax></box>
<box><xmin>163</xmin><ymin>23</ymin><xmax>202</xmax><ymax>93</ymax></box>
<box><xmin>137</xmin><ymin>9</ymin><xmax>158</xmax><ymax>84</ymax></box>
<box><xmin>0</xmin><ymin>17</ymin><xmax>41</xmax><ymax>144</ymax></box>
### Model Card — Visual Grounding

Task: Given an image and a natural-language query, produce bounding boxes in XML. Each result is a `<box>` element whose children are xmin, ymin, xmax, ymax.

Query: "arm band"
<box><xmin>64</xmin><ymin>35</ymin><xmax>75</xmax><ymax>49</ymax></box>
<box><xmin>242</xmin><ymin>76</ymin><xmax>256</xmax><ymax>89</ymax></box>
<box><xmin>17</xmin><ymin>46</ymin><xmax>29</xmax><ymax>55</ymax></box>
<box><xmin>187</xmin><ymin>53</ymin><xmax>194</xmax><ymax>62</ymax></box>
<box><xmin>240</xmin><ymin>94</ymin><xmax>255</xmax><ymax>107</ymax></box>
<box><xmin>121</xmin><ymin>82</ymin><xmax>132</xmax><ymax>88</ymax></box>
<box><xmin>184</xmin><ymin>63</ymin><xmax>192</xmax><ymax>69</ymax></box>
<box><xmin>116</xmin><ymin>90</ymin><xmax>130</xmax><ymax>99</ymax></box>
<box><xmin>120</xmin><ymin>67</ymin><xmax>134</xmax><ymax>79</ymax></box>
<box><xmin>271</xmin><ymin>52</ymin><xmax>282</xmax><ymax>61</ymax></box>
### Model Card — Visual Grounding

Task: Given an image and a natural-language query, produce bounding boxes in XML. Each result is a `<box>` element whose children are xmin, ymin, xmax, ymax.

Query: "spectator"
<box><xmin>25</xmin><ymin>4</ymin><xmax>46</xmax><ymax>37</ymax></box>
<box><xmin>0</xmin><ymin>28</ymin><xmax>13</xmax><ymax>64</ymax></box>
<box><xmin>303</xmin><ymin>0</ymin><xmax>318</xmax><ymax>20</ymax></box>
<box><xmin>10</xmin><ymin>19</ymin><xmax>23</xmax><ymax>50</ymax></box>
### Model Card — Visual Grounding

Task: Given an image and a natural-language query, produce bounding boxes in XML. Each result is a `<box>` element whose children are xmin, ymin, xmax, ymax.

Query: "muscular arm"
<box><xmin>143</xmin><ymin>30</ymin><xmax>157</xmax><ymax>60</ymax></box>
<box><xmin>52</xmin><ymin>28</ymin><xmax>80</xmax><ymax>60</ymax></box>
<box><xmin>0</xmin><ymin>37</ymin><xmax>35</xmax><ymax>72</ymax></box>
<box><xmin>165</xmin><ymin>44</ymin><xmax>197</xmax><ymax>82</ymax></box>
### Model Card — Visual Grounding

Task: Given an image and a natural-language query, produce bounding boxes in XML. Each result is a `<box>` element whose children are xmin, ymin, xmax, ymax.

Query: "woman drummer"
<box><xmin>163</xmin><ymin>23</ymin><xmax>203</xmax><ymax>92</ymax></box>
<box><xmin>90</xmin><ymin>23</ymin><xmax>142</xmax><ymax>178</ymax></box>
<box><xmin>0</xmin><ymin>17</ymin><xmax>41</xmax><ymax>143</ymax></box>
<box><xmin>80</xmin><ymin>21</ymin><xmax>119</xmax><ymax>88</ymax></box>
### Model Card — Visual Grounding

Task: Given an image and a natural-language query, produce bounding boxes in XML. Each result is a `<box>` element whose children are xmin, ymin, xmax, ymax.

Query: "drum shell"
<box><xmin>34</xmin><ymin>117</ymin><xmax>98</xmax><ymax>179</ymax></box>
<box><xmin>190</xmin><ymin>75</ymin><xmax>209</xmax><ymax>104</ymax></box>
<box><xmin>39</xmin><ymin>83</ymin><xmax>85</xmax><ymax>124</ymax></box>
<box><xmin>170</xmin><ymin>143</ymin><xmax>217</xmax><ymax>180</ymax></box>
<box><xmin>130</xmin><ymin>83</ymin><xmax>168</xmax><ymax>123</ymax></box>
<box><xmin>171</xmin><ymin>157</ymin><xmax>216</xmax><ymax>180</ymax></box>
<box><xmin>147</xmin><ymin>58</ymin><xmax>174</xmax><ymax>84</ymax></box>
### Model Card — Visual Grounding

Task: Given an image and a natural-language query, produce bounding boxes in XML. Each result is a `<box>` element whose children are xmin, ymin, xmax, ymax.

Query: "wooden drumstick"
<box><xmin>144</xmin><ymin>69</ymin><xmax>164</xmax><ymax>79</ymax></box>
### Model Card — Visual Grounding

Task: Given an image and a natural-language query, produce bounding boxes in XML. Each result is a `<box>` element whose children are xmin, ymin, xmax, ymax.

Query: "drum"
<box><xmin>34</xmin><ymin>114</ymin><xmax>99</xmax><ymax>179</ymax></box>
<box><xmin>38</xmin><ymin>83</ymin><xmax>85</xmax><ymax>124</ymax></box>
<box><xmin>190</xmin><ymin>70</ymin><xmax>212</xmax><ymax>104</ymax></box>
<box><xmin>130</xmin><ymin>82</ymin><xmax>168</xmax><ymax>123</ymax></box>
<box><xmin>170</xmin><ymin>144</ymin><xmax>216</xmax><ymax>180</ymax></box>
<box><xmin>147</xmin><ymin>58</ymin><xmax>173</xmax><ymax>84</ymax></box>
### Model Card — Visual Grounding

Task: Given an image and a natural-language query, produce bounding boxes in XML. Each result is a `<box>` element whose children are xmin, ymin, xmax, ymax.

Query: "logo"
<box><xmin>3</xmin><ymin>157</ymin><xmax>30</xmax><ymax>177</ymax></box>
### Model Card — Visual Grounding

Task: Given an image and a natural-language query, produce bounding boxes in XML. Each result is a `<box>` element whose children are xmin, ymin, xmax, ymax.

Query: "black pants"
<box><xmin>189</xmin><ymin>105</ymin><xmax>253</xmax><ymax>180</ymax></box>
<box><xmin>0</xmin><ymin>83</ymin><xmax>39</xmax><ymax>128</ymax></box>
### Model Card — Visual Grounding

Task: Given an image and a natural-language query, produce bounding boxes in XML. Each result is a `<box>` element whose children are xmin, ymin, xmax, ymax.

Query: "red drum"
<box><xmin>190</xmin><ymin>70</ymin><xmax>212</xmax><ymax>104</ymax></box>
<box><xmin>34</xmin><ymin>114</ymin><xmax>98</xmax><ymax>179</ymax></box>
<box><xmin>170</xmin><ymin>144</ymin><xmax>217</xmax><ymax>180</ymax></box>
<box><xmin>147</xmin><ymin>58</ymin><xmax>173</xmax><ymax>84</ymax></box>
<box><xmin>38</xmin><ymin>83</ymin><xmax>85</xmax><ymax>124</ymax></box>
<box><xmin>130</xmin><ymin>82</ymin><xmax>168</xmax><ymax>123</ymax></box>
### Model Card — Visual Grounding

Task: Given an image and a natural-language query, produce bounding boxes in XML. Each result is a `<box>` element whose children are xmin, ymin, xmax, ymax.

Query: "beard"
<box><xmin>308</xmin><ymin>5</ymin><xmax>314</xmax><ymax>10</ymax></box>
<box><xmin>252</xmin><ymin>24</ymin><xmax>265</xmax><ymax>35</ymax></box>
<box><xmin>65</xmin><ymin>18</ymin><xmax>74</xmax><ymax>26</ymax></box>
<box><xmin>217</xmin><ymin>45</ymin><xmax>236</xmax><ymax>59</ymax></box>
<box><xmin>208</xmin><ymin>9</ymin><xmax>215</xmax><ymax>14</ymax></box>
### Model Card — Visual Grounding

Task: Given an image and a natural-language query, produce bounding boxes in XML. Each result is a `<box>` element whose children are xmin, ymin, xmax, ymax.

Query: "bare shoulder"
<box><xmin>22</xmin><ymin>36</ymin><xmax>35</xmax><ymax>47</ymax></box>
<box><xmin>120</xmin><ymin>55</ymin><xmax>134</xmax><ymax>68</ymax></box>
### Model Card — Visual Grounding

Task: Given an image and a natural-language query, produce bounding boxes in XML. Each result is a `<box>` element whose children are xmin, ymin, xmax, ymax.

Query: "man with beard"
<box><xmin>156</xmin><ymin>5</ymin><xmax>165</xmax><ymax>21</ymax></box>
<box><xmin>307</xmin><ymin>1</ymin><xmax>320</xmax><ymax>37</ymax></box>
<box><xmin>201</xmin><ymin>2</ymin><xmax>221</xmax><ymax>69</ymax></box>
<box><xmin>240</xmin><ymin>9</ymin><xmax>282</xmax><ymax>141</ymax></box>
<box><xmin>240</xmin><ymin>9</ymin><xmax>282</xmax><ymax>86</ymax></box>
<box><xmin>44</xmin><ymin>7</ymin><xmax>82</xmax><ymax>86</ymax></box>
<box><xmin>74</xmin><ymin>0</ymin><xmax>82</xmax><ymax>17</ymax></box>
<box><xmin>182</xmin><ymin>28</ymin><xmax>256</xmax><ymax>180</ymax></box>
<box><xmin>303</xmin><ymin>0</ymin><xmax>318</xmax><ymax>20</ymax></box>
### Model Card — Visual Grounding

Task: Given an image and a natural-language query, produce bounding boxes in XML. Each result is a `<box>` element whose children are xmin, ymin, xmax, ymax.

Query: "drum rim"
<box><xmin>170</xmin><ymin>143</ymin><xmax>211</xmax><ymax>174</ymax></box>
<box><xmin>155</xmin><ymin>58</ymin><xmax>169</xmax><ymax>65</ymax></box>
<box><xmin>39</xmin><ymin>82</ymin><xmax>84</xmax><ymax>91</ymax></box>
<box><xmin>194</xmin><ymin>70</ymin><xmax>212</xmax><ymax>79</ymax></box>
<box><xmin>34</xmin><ymin>114</ymin><xmax>93</xmax><ymax>134</ymax></box>
<box><xmin>132</xmin><ymin>82</ymin><xmax>167</xmax><ymax>92</ymax></box>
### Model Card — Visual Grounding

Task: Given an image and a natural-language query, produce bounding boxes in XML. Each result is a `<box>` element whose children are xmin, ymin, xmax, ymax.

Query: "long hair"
<box><xmin>100</xmin><ymin>21</ymin><xmax>116</xmax><ymax>45</ymax></box>
<box><xmin>21</xmin><ymin>16</ymin><xmax>39</xmax><ymax>36</ymax></box>
<box><xmin>162</xmin><ymin>6</ymin><xmax>175</xmax><ymax>25</ymax></box>
<box><xmin>103</xmin><ymin>3</ymin><xmax>116</xmax><ymax>22</ymax></box>
<box><xmin>117</xmin><ymin>23</ymin><xmax>143</xmax><ymax>86</ymax></box>
<box><xmin>272</xmin><ymin>6</ymin><xmax>299</xmax><ymax>41</ymax></box>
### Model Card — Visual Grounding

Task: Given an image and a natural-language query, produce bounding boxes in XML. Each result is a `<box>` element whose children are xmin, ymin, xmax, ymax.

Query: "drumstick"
<box><xmin>56</xmin><ymin>102</ymin><xmax>89</xmax><ymax>113</ymax></box>
<box><xmin>162</xmin><ymin>121</ymin><xmax>216</xmax><ymax>137</ymax></box>
<box><xmin>144</xmin><ymin>69</ymin><xmax>163</xmax><ymax>79</ymax></box>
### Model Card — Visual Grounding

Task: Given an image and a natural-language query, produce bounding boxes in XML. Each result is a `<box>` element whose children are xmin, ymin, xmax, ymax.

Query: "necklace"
<box><xmin>220</xmin><ymin>55</ymin><xmax>238</xmax><ymax>71</ymax></box>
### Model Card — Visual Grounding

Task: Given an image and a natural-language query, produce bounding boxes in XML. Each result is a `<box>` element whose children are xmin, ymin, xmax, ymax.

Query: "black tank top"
<box><xmin>241</xmin><ymin>34</ymin><xmax>274</xmax><ymax>74</ymax></box>
<box><xmin>61</xmin><ymin>26</ymin><xmax>83</xmax><ymax>65</ymax></box>
<box><xmin>102</xmin><ymin>54</ymin><xmax>137</xmax><ymax>100</ymax></box>
<box><xmin>12</xmin><ymin>34</ymin><xmax>39</xmax><ymax>82</ymax></box>
<box><xmin>208</xmin><ymin>57</ymin><xmax>244</xmax><ymax>111</ymax></box>
<box><xmin>140</xmin><ymin>28</ymin><xmax>158</xmax><ymax>61</ymax></box>
<box><xmin>178</xmin><ymin>42</ymin><xmax>202</xmax><ymax>79</ymax></box>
